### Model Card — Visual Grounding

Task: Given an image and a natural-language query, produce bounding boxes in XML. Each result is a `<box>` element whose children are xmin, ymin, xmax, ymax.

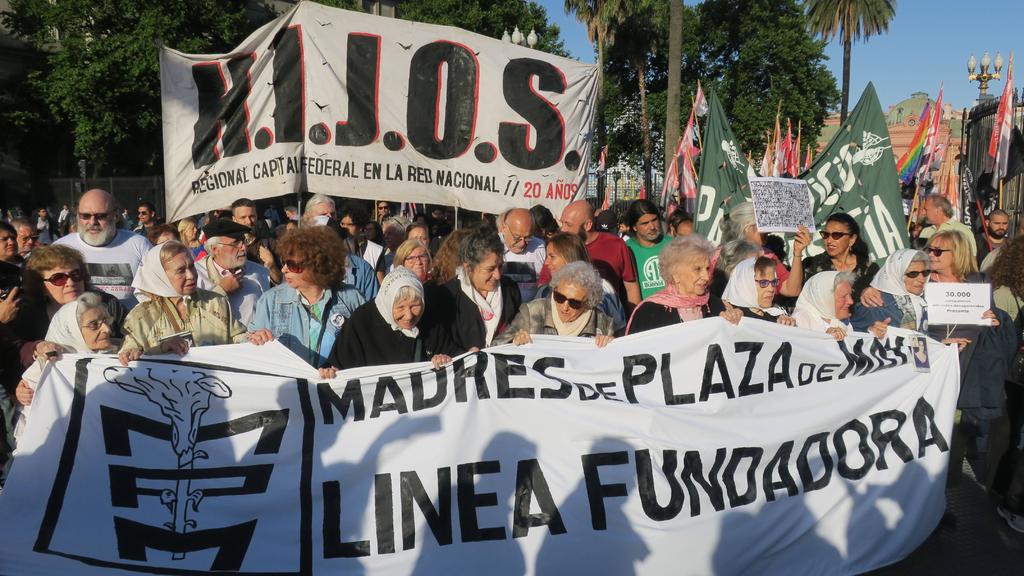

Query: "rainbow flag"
<box><xmin>895</xmin><ymin>103</ymin><xmax>931</xmax><ymax>184</ymax></box>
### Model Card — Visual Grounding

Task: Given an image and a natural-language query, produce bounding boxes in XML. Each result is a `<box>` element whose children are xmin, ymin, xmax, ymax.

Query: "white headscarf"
<box><xmin>722</xmin><ymin>257</ymin><xmax>786</xmax><ymax>316</ymax></box>
<box><xmin>792</xmin><ymin>271</ymin><xmax>847</xmax><ymax>332</ymax></box>
<box><xmin>375</xmin><ymin>267</ymin><xmax>424</xmax><ymax>338</ymax></box>
<box><xmin>44</xmin><ymin>297</ymin><xmax>116</xmax><ymax>353</ymax></box>
<box><xmin>131</xmin><ymin>242</ymin><xmax>185</xmax><ymax>298</ymax></box>
<box><xmin>870</xmin><ymin>248</ymin><xmax>927</xmax><ymax>325</ymax></box>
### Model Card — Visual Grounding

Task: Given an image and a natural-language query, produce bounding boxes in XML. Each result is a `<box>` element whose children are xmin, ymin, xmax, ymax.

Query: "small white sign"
<box><xmin>749</xmin><ymin>177</ymin><xmax>817</xmax><ymax>233</ymax></box>
<box><xmin>924</xmin><ymin>283</ymin><xmax>992</xmax><ymax>326</ymax></box>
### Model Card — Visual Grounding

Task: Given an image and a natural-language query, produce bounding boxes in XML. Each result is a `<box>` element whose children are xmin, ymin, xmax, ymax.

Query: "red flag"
<box><xmin>772</xmin><ymin>109</ymin><xmax>783</xmax><ymax>176</ymax></box>
<box><xmin>922</xmin><ymin>85</ymin><xmax>944</xmax><ymax>181</ymax></box>
<box><xmin>790</xmin><ymin>121</ymin><xmax>801</xmax><ymax>176</ymax></box>
<box><xmin>989</xmin><ymin>55</ymin><xmax>1014</xmax><ymax>186</ymax></box>
<box><xmin>598</xmin><ymin>146</ymin><xmax>607</xmax><ymax>172</ymax></box>
<box><xmin>803</xmin><ymin>144</ymin><xmax>813</xmax><ymax>172</ymax></box>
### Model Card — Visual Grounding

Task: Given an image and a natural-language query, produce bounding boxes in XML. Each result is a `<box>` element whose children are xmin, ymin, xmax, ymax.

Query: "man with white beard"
<box><xmin>54</xmin><ymin>189</ymin><xmax>151</xmax><ymax>309</ymax></box>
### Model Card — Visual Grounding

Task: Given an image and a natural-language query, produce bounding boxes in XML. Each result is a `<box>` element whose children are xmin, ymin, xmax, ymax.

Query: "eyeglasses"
<box><xmin>926</xmin><ymin>247</ymin><xmax>951</xmax><ymax>257</ymax></box>
<box><xmin>507</xmin><ymin>233</ymin><xmax>527</xmax><ymax>245</ymax></box>
<box><xmin>80</xmin><ymin>318</ymin><xmax>110</xmax><ymax>331</ymax></box>
<box><xmin>78</xmin><ymin>212</ymin><xmax>111</xmax><ymax>221</ymax></box>
<box><xmin>552</xmin><ymin>290</ymin><xmax>584</xmax><ymax>309</ymax></box>
<box><xmin>819</xmin><ymin>231</ymin><xmax>853</xmax><ymax>240</ymax></box>
<box><xmin>905</xmin><ymin>269</ymin><xmax>932</xmax><ymax>279</ymax></box>
<box><xmin>283</xmin><ymin>260</ymin><xmax>305</xmax><ymax>273</ymax></box>
<box><xmin>44</xmin><ymin>270</ymin><xmax>84</xmax><ymax>286</ymax></box>
<box><xmin>755</xmin><ymin>278</ymin><xmax>779</xmax><ymax>288</ymax></box>
<box><xmin>404</xmin><ymin>254</ymin><xmax>430</xmax><ymax>263</ymax></box>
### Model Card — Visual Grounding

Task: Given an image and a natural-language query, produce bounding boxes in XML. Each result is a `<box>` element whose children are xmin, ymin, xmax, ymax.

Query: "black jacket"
<box><xmin>626</xmin><ymin>294</ymin><xmax>727</xmax><ymax>335</ymax></box>
<box><xmin>436</xmin><ymin>276</ymin><xmax>522</xmax><ymax>353</ymax></box>
<box><xmin>327</xmin><ymin>299</ymin><xmax>451</xmax><ymax>370</ymax></box>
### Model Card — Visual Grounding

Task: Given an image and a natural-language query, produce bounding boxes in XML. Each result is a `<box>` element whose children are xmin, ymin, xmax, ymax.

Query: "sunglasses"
<box><xmin>819</xmin><ymin>231</ymin><xmax>853</xmax><ymax>240</ymax></box>
<box><xmin>552</xmin><ymin>291</ymin><xmax>584</xmax><ymax>309</ymax></box>
<box><xmin>926</xmin><ymin>247</ymin><xmax>951</xmax><ymax>257</ymax></box>
<box><xmin>905</xmin><ymin>269</ymin><xmax>932</xmax><ymax>279</ymax></box>
<box><xmin>756</xmin><ymin>278</ymin><xmax>779</xmax><ymax>288</ymax></box>
<box><xmin>283</xmin><ymin>260</ymin><xmax>305</xmax><ymax>273</ymax></box>
<box><xmin>44</xmin><ymin>270</ymin><xmax>84</xmax><ymax>286</ymax></box>
<box><xmin>78</xmin><ymin>212</ymin><xmax>111</xmax><ymax>221</ymax></box>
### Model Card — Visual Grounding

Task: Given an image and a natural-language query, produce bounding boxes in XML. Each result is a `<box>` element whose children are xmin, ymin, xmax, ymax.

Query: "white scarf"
<box><xmin>375</xmin><ymin>267</ymin><xmax>424</xmax><ymax>338</ymax></box>
<box><xmin>44</xmin><ymin>298</ymin><xmax>117</xmax><ymax>354</ymax></box>
<box><xmin>458</xmin><ymin>267</ymin><xmax>503</xmax><ymax>346</ymax></box>
<box><xmin>549</xmin><ymin>295</ymin><xmax>593</xmax><ymax>336</ymax></box>
<box><xmin>722</xmin><ymin>257</ymin><xmax>786</xmax><ymax>316</ymax></box>
<box><xmin>132</xmin><ymin>242</ymin><xmax>186</xmax><ymax>298</ymax></box>
<box><xmin>870</xmin><ymin>248</ymin><xmax>926</xmax><ymax>327</ymax></box>
<box><xmin>793</xmin><ymin>271</ymin><xmax>847</xmax><ymax>332</ymax></box>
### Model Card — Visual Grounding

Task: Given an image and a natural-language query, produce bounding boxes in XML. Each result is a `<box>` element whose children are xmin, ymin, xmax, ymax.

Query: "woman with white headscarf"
<box><xmin>851</xmin><ymin>249</ymin><xmax>930</xmax><ymax>334</ymax></box>
<box><xmin>118</xmin><ymin>241</ymin><xmax>247</xmax><ymax>366</ymax></box>
<box><xmin>791</xmin><ymin>271</ymin><xmax>858</xmax><ymax>340</ymax></box>
<box><xmin>721</xmin><ymin>256</ymin><xmax>797</xmax><ymax>326</ymax></box>
<box><xmin>323</xmin><ymin>267</ymin><xmax>452</xmax><ymax>375</ymax></box>
<box><xmin>13</xmin><ymin>292</ymin><xmax>118</xmax><ymax>443</ymax></box>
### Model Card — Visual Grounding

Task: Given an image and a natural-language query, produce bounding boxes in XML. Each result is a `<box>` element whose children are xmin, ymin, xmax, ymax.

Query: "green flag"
<box><xmin>695</xmin><ymin>90</ymin><xmax>755</xmax><ymax>243</ymax></box>
<box><xmin>803</xmin><ymin>83</ymin><xmax>908</xmax><ymax>260</ymax></box>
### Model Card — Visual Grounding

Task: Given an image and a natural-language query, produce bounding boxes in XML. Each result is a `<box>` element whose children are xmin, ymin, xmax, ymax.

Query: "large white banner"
<box><xmin>0</xmin><ymin>320</ymin><xmax>958</xmax><ymax>575</ymax></box>
<box><xmin>160</xmin><ymin>2</ymin><xmax>599</xmax><ymax>221</ymax></box>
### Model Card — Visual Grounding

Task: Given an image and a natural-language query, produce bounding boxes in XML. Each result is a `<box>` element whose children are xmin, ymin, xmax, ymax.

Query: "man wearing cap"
<box><xmin>195</xmin><ymin>219</ymin><xmax>271</xmax><ymax>326</ymax></box>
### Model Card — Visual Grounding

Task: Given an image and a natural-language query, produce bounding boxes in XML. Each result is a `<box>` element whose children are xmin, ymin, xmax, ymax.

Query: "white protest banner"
<box><xmin>160</xmin><ymin>2</ymin><xmax>599</xmax><ymax>222</ymax></box>
<box><xmin>0</xmin><ymin>320</ymin><xmax>958</xmax><ymax>575</ymax></box>
<box><xmin>925</xmin><ymin>283</ymin><xmax>993</xmax><ymax>326</ymax></box>
<box><xmin>749</xmin><ymin>176</ymin><xmax>817</xmax><ymax>233</ymax></box>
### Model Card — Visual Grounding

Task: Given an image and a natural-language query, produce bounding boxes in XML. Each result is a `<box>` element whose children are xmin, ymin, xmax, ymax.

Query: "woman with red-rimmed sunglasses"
<box><xmin>12</xmin><ymin>244</ymin><xmax>125</xmax><ymax>343</ymax></box>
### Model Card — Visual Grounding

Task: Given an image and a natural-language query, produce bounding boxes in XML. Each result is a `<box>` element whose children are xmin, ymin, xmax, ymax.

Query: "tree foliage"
<box><xmin>398</xmin><ymin>0</ymin><xmax>567</xmax><ymax>56</ymax></box>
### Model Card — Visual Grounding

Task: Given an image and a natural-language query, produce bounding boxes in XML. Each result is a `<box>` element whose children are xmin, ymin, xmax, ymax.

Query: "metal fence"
<box><xmin>961</xmin><ymin>94</ymin><xmax>1024</xmax><ymax>233</ymax></box>
<box><xmin>35</xmin><ymin>177</ymin><xmax>165</xmax><ymax>216</ymax></box>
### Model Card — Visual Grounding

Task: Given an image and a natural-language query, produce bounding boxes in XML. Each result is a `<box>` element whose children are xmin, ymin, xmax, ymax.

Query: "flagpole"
<box><xmin>690</xmin><ymin>94</ymin><xmax>704</xmax><ymax>151</ymax></box>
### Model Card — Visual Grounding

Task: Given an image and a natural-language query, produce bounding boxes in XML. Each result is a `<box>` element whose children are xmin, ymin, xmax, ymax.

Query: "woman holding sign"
<box><xmin>626</xmin><ymin>235</ymin><xmax>742</xmax><ymax>334</ymax></box>
<box><xmin>721</xmin><ymin>256</ymin><xmax>796</xmax><ymax>325</ymax></box>
<box><xmin>719</xmin><ymin>201</ymin><xmax>810</xmax><ymax>298</ymax></box>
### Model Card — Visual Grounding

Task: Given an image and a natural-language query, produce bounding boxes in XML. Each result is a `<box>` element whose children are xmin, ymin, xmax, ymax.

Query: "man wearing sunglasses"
<box><xmin>132</xmin><ymin>202</ymin><xmax>159</xmax><ymax>237</ymax></box>
<box><xmin>499</xmin><ymin>208</ymin><xmax>546</xmax><ymax>301</ymax></box>
<box><xmin>53</xmin><ymin>189</ymin><xmax>151</xmax><ymax>310</ymax></box>
<box><xmin>918</xmin><ymin>195</ymin><xmax>976</xmax><ymax>256</ymax></box>
<box><xmin>195</xmin><ymin>219</ymin><xmax>270</xmax><ymax>326</ymax></box>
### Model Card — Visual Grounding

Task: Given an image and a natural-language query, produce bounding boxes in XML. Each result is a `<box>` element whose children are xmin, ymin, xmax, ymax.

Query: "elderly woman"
<box><xmin>323</xmin><ymin>267</ymin><xmax>451</xmax><ymax>373</ymax></box>
<box><xmin>248</xmin><ymin>227</ymin><xmax>365</xmax><ymax>369</ymax></box>
<box><xmin>14</xmin><ymin>244</ymin><xmax>124</xmax><ymax>341</ymax></box>
<box><xmin>395</xmin><ymin>238</ymin><xmax>431</xmax><ymax>283</ymax></box>
<box><xmin>720</xmin><ymin>201</ymin><xmax>810</xmax><ymax>297</ymax></box>
<box><xmin>722</xmin><ymin>256</ymin><xmax>796</xmax><ymax>325</ymax></box>
<box><xmin>495</xmin><ymin>261</ymin><xmax>614</xmax><ymax>347</ymax></box>
<box><xmin>851</xmin><ymin>249</ymin><xmax>929</xmax><ymax>333</ymax></box>
<box><xmin>438</xmin><ymin>228</ymin><xmax>521</xmax><ymax>352</ymax></box>
<box><xmin>791</xmin><ymin>271</ymin><xmax>857</xmax><ymax>339</ymax></box>
<box><xmin>13</xmin><ymin>292</ymin><xmax>118</xmax><ymax>442</ymax></box>
<box><xmin>539</xmin><ymin>232</ymin><xmax>625</xmax><ymax>333</ymax></box>
<box><xmin>626</xmin><ymin>235</ymin><xmax>742</xmax><ymax>335</ymax></box>
<box><xmin>803</xmin><ymin>213</ymin><xmax>879</xmax><ymax>299</ymax></box>
<box><xmin>119</xmin><ymin>241</ymin><xmax>247</xmax><ymax>365</ymax></box>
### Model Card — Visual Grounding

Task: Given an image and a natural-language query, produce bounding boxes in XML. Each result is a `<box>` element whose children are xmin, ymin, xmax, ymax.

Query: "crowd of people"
<box><xmin>0</xmin><ymin>188</ymin><xmax>1022</xmax><ymax>533</ymax></box>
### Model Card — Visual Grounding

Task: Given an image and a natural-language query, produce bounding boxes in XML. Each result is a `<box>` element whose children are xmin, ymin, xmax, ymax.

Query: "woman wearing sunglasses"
<box><xmin>721</xmin><ymin>257</ymin><xmax>796</xmax><ymax>325</ymax></box>
<box><xmin>247</xmin><ymin>227</ymin><xmax>365</xmax><ymax>372</ymax></box>
<box><xmin>495</xmin><ymin>261</ymin><xmax>614</xmax><ymax>347</ymax></box>
<box><xmin>118</xmin><ymin>241</ymin><xmax>248</xmax><ymax>365</ymax></box>
<box><xmin>801</xmin><ymin>213</ymin><xmax>879</xmax><ymax>300</ymax></box>
<box><xmin>626</xmin><ymin>235</ymin><xmax>742</xmax><ymax>335</ymax></box>
<box><xmin>14</xmin><ymin>244</ymin><xmax>125</xmax><ymax>342</ymax></box>
<box><xmin>851</xmin><ymin>249</ymin><xmax>931</xmax><ymax>335</ymax></box>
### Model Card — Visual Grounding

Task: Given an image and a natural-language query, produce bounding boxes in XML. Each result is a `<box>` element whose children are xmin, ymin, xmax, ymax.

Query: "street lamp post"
<box><xmin>501</xmin><ymin>26</ymin><xmax>538</xmax><ymax>49</ymax></box>
<box><xmin>968</xmin><ymin>51</ymin><xmax>1003</xmax><ymax>99</ymax></box>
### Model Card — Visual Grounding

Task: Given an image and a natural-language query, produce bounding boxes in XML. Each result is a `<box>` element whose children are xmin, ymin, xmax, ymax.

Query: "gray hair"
<box><xmin>718</xmin><ymin>239</ymin><xmax>761</xmax><ymax>277</ymax></box>
<box><xmin>203</xmin><ymin>235</ymin><xmax>223</xmax><ymax>253</ymax></box>
<box><xmin>458</xmin><ymin>229</ymin><xmax>504</xmax><ymax>269</ymax></box>
<box><xmin>383</xmin><ymin>215</ymin><xmax>410</xmax><ymax>233</ymax></box>
<box><xmin>550</xmin><ymin>261</ymin><xmax>603</xmax><ymax>309</ymax></box>
<box><xmin>720</xmin><ymin>201</ymin><xmax>757</xmax><ymax>244</ymax></box>
<box><xmin>926</xmin><ymin>195</ymin><xmax>954</xmax><ymax>217</ymax></box>
<box><xmin>303</xmin><ymin>194</ymin><xmax>335</xmax><ymax>219</ymax></box>
<box><xmin>659</xmin><ymin>234</ymin><xmax>716</xmax><ymax>282</ymax></box>
<box><xmin>75</xmin><ymin>292</ymin><xmax>111</xmax><ymax>325</ymax></box>
<box><xmin>834</xmin><ymin>271</ymin><xmax>857</xmax><ymax>290</ymax></box>
<box><xmin>909</xmin><ymin>250</ymin><xmax>929</xmax><ymax>265</ymax></box>
<box><xmin>394</xmin><ymin>285</ymin><xmax>423</xmax><ymax>306</ymax></box>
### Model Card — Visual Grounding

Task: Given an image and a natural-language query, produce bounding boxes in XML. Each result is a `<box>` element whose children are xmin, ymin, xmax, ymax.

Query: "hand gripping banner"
<box><xmin>159</xmin><ymin>2</ymin><xmax>599</xmax><ymax>221</ymax></box>
<box><xmin>0</xmin><ymin>320</ymin><xmax>957</xmax><ymax>575</ymax></box>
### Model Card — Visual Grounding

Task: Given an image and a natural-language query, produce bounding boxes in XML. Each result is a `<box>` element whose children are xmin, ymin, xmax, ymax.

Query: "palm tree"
<box><xmin>565</xmin><ymin>0</ymin><xmax>626</xmax><ymax>196</ymax></box>
<box><xmin>665</xmin><ymin>0</ymin><xmax>683</xmax><ymax>189</ymax></box>
<box><xmin>806</xmin><ymin>0</ymin><xmax>896</xmax><ymax>123</ymax></box>
<box><xmin>616</xmin><ymin>0</ymin><xmax>659</xmax><ymax>190</ymax></box>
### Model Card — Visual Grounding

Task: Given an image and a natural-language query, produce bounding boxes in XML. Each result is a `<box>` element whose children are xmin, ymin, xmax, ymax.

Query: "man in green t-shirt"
<box><xmin>624</xmin><ymin>199</ymin><xmax>672</xmax><ymax>300</ymax></box>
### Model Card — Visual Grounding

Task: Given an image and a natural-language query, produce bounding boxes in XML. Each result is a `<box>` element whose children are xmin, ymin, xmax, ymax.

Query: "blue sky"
<box><xmin>537</xmin><ymin>0</ymin><xmax>1021</xmax><ymax>112</ymax></box>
